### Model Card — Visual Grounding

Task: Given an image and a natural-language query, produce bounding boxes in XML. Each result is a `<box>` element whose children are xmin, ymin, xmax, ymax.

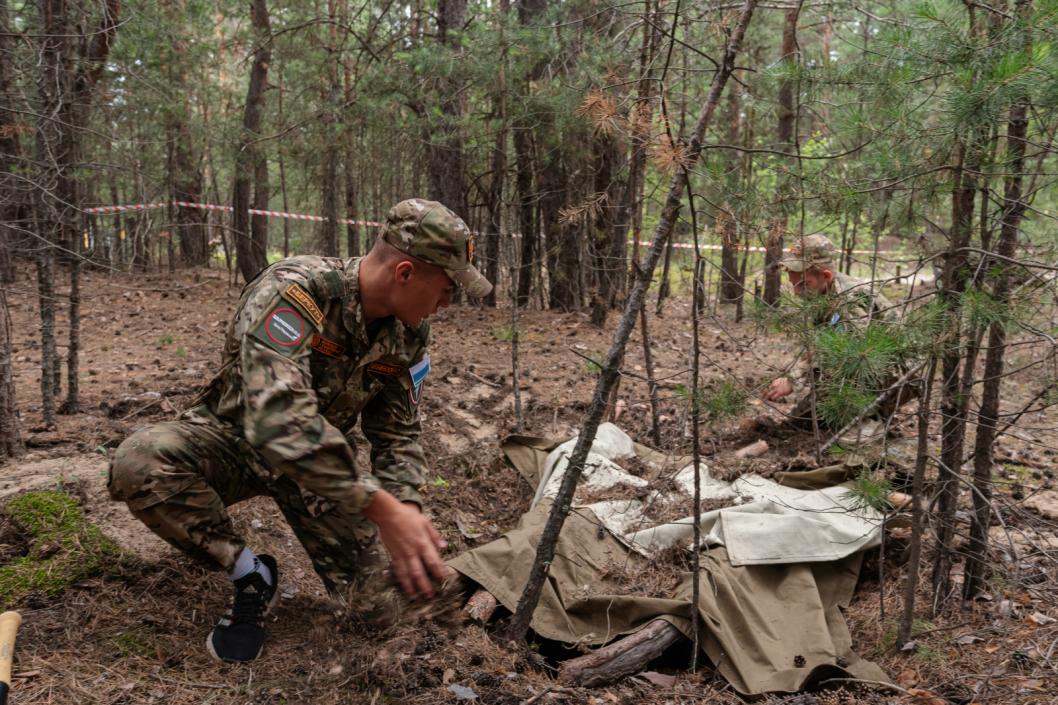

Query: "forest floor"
<box><xmin>1</xmin><ymin>264</ymin><xmax>1057</xmax><ymax>705</ymax></box>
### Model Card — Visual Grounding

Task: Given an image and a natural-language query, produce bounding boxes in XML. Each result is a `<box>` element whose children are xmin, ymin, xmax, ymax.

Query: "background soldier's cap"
<box><xmin>781</xmin><ymin>234</ymin><xmax>837</xmax><ymax>272</ymax></box>
<box><xmin>381</xmin><ymin>198</ymin><xmax>493</xmax><ymax>298</ymax></box>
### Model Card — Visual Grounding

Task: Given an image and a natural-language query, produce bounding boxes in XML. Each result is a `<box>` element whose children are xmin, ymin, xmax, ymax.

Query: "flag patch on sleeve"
<box><xmin>407</xmin><ymin>354</ymin><xmax>430</xmax><ymax>406</ymax></box>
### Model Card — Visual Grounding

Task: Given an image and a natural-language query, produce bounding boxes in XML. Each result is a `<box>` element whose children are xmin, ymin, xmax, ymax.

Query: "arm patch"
<box><xmin>249</xmin><ymin>305</ymin><xmax>310</xmax><ymax>356</ymax></box>
<box><xmin>281</xmin><ymin>283</ymin><xmax>325</xmax><ymax>328</ymax></box>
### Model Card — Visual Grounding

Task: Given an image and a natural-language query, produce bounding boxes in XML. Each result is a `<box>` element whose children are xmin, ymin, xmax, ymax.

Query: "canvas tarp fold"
<box><xmin>447</xmin><ymin>428</ymin><xmax>891</xmax><ymax>695</ymax></box>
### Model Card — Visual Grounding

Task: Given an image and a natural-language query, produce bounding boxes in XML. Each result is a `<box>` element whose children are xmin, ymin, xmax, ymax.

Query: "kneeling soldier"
<box><xmin>109</xmin><ymin>199</ymin><xmax>491</xmax><ymax>662</ymax></box>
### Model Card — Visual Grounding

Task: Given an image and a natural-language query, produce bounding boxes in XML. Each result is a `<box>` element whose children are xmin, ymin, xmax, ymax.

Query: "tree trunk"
<box><xmin>163</xmin><ymin>0</ymin><xmax>207</xmax><ymax>267</ymax></box>
<box><xmin>425</xmin><ymin>0</ymin><xmax>468</xmax><ymax>220</ymax></box>
<box><xmin>763</xmin><ymin>6</ymin><xmax>800</xmax><ymax>306</ymax></box>
<box><xmin>931</xmin><ymin>138</ymin><xmax>978</xmax><ymax>610</ymax></box>
<box><xmin>589</xmin><ymin>132</ymin><xmax>621</xmax><ymax>327</ymax></box>
<box><xmin>513</xmin><ymin>126</ymin><xmax>536</xmax><ymax>307</ymax></box>
<box><xmin>0</xmin><ymin>0</ymin><xmax>26</xmax><ymax>285</ymax></box>
<box><xmin>719</xmin><ymin>83</ymin><xmax>742</xmax><ymax>303</ymax></box>
<box><xmin>344</xmin><ymin>61</ymin><xmax>361</xmax><ymax>257</ymax></box>
<box><xmin>963</xmin><ymin>14</ymin><xmax>1030</xmax><ymax>598</ymax></box>
<box><xmin>483</xmin><ymin>0</ymin><xmax>510</xmax><ymax>307</ymax></box>
<box><xmin>319</xmin><ymin>0</ymin><xmax>341</xmax><ymax>257</ymax></box>
<box><xmin>898</xmin><ymin>357</ymin><xmax>937</xmax><ymax>645</ymax></box>
<box><xmin>506</xmin><ymin>0</ymin><xmax>758</xmax><ymax>643</ymax></box>
<box><xmin>231</xmin><ymin>0</ymin><xmax>272</xmax><ymax>283</ymax></box>
<box><xmin>59</xmin><ymin>231</ymin><xmax>81</xmax><ymax>414</ymax></box>
<box><xmin>512</xmin><ymin>0</ymin><xmax>548</xmax><ymax>308</ymax></box>
<box><xmin>0</xmin><ymin>287</ymin><xmax>20</xmax><ymax>457</ymax></box>
<box><xmin>654</xmin><ymin>230</ymin><xmax>673</xmax><ymax>315</ymax></box>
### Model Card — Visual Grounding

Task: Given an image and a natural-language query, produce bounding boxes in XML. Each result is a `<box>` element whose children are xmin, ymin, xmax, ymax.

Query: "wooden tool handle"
<box><xmin>0</xmin><ymin>610</ymin><xmax>22</xmax><ymax>705</ymax></box>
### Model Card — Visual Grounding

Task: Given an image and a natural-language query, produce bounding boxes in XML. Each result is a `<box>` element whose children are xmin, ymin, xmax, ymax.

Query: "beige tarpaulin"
<box><xmin>447</xmin><ymin>427</ymin><xmax>891</xmax><ymax>696</ymax></box>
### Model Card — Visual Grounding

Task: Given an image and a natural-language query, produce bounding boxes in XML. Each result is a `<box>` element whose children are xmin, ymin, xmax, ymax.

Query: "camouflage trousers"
<box><xmin>107</xmin><ymin>407</ymin><xmax>385</xmax><ymax>596</ymax></box>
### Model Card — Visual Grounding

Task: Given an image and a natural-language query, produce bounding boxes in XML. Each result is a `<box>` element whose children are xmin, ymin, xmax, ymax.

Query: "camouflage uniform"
<box><xmin>108</xmin><ymin>199</ymin><xmax>490</xmax><ymax>595</ymax></box>
<box><xmin>780</xmin><ymin>236</ymin><xmax>902</xmax><ymax>429</ymax></box>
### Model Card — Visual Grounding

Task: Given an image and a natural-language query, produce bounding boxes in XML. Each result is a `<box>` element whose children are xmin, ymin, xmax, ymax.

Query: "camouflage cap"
<box><xmin>381</xmin><ymin>198</ymin><xmax>492</xmax><ymax>298</ymax></box>
<box><xmin>781</xmin><ymin>234</ymin><xmax>836</xmax><ymax>272</ymax></box>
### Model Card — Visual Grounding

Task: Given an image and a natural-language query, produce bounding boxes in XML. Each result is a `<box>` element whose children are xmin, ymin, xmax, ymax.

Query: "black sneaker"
<box><xmin>206</xmin><ymin>554</ymin><xmax>279</xmax><ymax>662</ymax></box>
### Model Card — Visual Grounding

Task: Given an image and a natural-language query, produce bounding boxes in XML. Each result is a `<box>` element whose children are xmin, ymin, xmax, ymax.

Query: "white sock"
<box><xmin>230</xmin><ymin>547</ymin><xmax>272</xmax><ymax>586</ymax></box>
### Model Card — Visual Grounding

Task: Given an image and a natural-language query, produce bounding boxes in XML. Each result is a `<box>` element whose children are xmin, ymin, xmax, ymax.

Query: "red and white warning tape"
<box><xmin>83</xmin><ymin>201</ymin><xmax>896</xmax><ymax>255</ymax></box>
<box><xmin>84</xmin><ymin>200</ymin><xmax>384</xmax><ymax>228</ymax></box>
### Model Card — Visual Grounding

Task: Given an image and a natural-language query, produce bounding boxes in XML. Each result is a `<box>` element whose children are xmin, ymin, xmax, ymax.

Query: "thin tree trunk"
<box><xmin>964</xmin><ymin>18</ymin><xmax>1030</xmax><ymax>597</ymax></box>
<box><xmin>231</xmin><ymin>0</ymin><xmax>272</xmax><ymax>283</ymax></box>
<box><xmin>319</xmin><ymin>0</ymin><xmax>341</xmax><ymax>257</ymax></box>
<box><xmin>35</xmin><ymin>251</ymin><xmax>57</xmax><ymax>428</ymax></box>
<box><xmin>654</xmin><ymin>230</ymin><xmax>673</xmax><ymax>315</ymax></box>
<box><xmin>0</xmin><ymin>0</ymin><xmax>25</xmax><ymax>285</ymax></box>
<box><xmin>513</xmin><ymin>126</ymin><xmax>535</xmax><ymax>307</ymax></box>
<box><xmin>425</xmin><ymin>0</ymin><xmax>468</xmax><ymax>220</ymax></box>
<box><xmin>0</xmin><ymin>286</ymin><xmax>20</xmax><ymax>457</ymax></box>
<box><xmin>163</xmin><ymin>0</ymin><xmax>207</xmax><ymax>267</ymax></box>
<box><xmin>898</xmin><ymin>357</ymin><xmax>937</xmax><ymax>645</ymax></box>
<box><xmin>932</xmin><ymin>137</ymin><xmax>978</xmax><ymax>610</ymax></box>
<box><xmin>278</xmin><ymin>74</ymin><xmax>292</xmax><ymax>258</ymax></box>
<box><xmin>762</xmin><ymin>6</ymin><xmax>800</xmax><ymax>306</ymax></box>
<box><xmin>639</xmin><ymin>301</ymin><xmax>661</xmax><ymax>447</ymax></box>
<box><xmin>484</xmin><ymin>0</ymin><xmax>509</xmax><ymax>307</ymax></box>
<box><xmin>505</xmin><ymin>0</ymin><xmax>758</xmax><ymax>643</ymax></box>
<box><xmin>343</xmin><ymin>65</ymin><xmax>360</xmax><ymax>257</ymax></box>
<box><xmin>59</xmin><ymin>229</ymin><xmax>81</xmax><ymax>414</ymax></box>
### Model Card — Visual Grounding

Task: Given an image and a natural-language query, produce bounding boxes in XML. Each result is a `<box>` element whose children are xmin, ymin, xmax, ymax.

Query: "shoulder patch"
<box><xmin>367</xmin><ymin>361</ymin><xmax>404</xmax><ymax>377</ymax></box>
<box><xmin>407</xmin><ymin>354</ymin><xmax>430</xmax><ymax>407</ymax></box>
<box><xmin>282</xmin><ymin>283</ymin><xmax>325</xmax><ymax>328</ymax></box>
<box><xmin>311</xmin><ymin>333</ymin><xmax>345</xmax><ymax>358</ymax></box>
<box><xmin>250</xmin><ymin>306</ymin><xmax>308</xmax><ymax>356</ymax></box>
<box><xmin>408</xmin><ymin>354</ymin><xmax>430</xmax><ymax>388</ymax></box>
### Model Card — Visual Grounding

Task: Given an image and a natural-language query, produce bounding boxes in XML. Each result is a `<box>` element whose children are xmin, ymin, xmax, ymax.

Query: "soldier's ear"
<box><xmin>394</xmin><ymin>260</ymin><xmax>415</xmax><ymax>284</ymax></box>
<box><xmin>822</xmin><ymin>268</ymin><xmax>834</xmax><ymax>283</ymax></box>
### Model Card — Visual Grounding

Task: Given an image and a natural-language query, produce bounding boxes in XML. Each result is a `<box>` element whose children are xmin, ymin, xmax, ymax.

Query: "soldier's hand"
<box><xmin>364</xmin><ymin>490</ymin><xmax>450</xmax><ymax>599</ymax></box>
<box><xmin>764</xmin><ymin>377</ymin><xmax>794</xmax><ymax>401</ymax></box>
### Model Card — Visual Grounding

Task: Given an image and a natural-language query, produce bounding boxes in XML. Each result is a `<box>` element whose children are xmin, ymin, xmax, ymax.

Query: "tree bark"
<box><xmin>163</xmin><ymin>0</ymin><xmax>207</xmax><ymax>266</ymax></box>
<box><xmin>898</xmin><ymin>358</ymin><xmax>937</xmax><ymax>645</ymax></box>
<box><xmin>719</xmin><ymin>84</ymin><xmax>742</xmax><ymax>302</ymax></box>
<box><xmin>0</xmin><ymin>286</ymin><xmax>19</xmax><ymax>457</ymax></box>
<box><xmin>512</xmin><ymin>0</ymin><xmax>548</xmax><ymax>308</ymax></box>
<box><xmin>344</xmin><ymin>59</ymin><xmax>360</xmax><ymax>257</ymax></box>
<box><xmin>232</xmin><ymin>0</ymin><xmax>272</xmax><ymax>283</ymax></box>
<box><xmin>0</xmin><ymin>0</ymin><xmax>27</xmax><ymax>284</ymax></box>
<box><xmin>964</xmin><ymin>9</ymin><xmax>1030</xmax><ymax>598</ymax></box>
<box><xmin>763</xmin><ymin>6</ymin><xmax>800</xmax><ymax>306</ymax></box>
<box><xmin>483</xmin><ymin>0</ymin><xmax>510</xmax><ymax>307</ymax></box>
<box><xmin>558</xmin><ymin>619</ymin><xmax>686</xmax><ymax>687</ymax></box>
<box><xmin>319</xmin><ymin>0</ymin><xmax>341</xmax><ymax>258</ymax></box>
<box><xmin>931</xmin><ymin>138</ymin><xmax>978</xmax><ymax>609</ymax></box>
<box><xmin>589</xmin><ymin>132</ymin><xmax>621</xmax><ymax>327</ymax></box>
<box><xmin>425</xmin><ymin>0</ymin><xmax>468</xmax><ymax>220</ymax></box>
<box><xmin>513</xmin><ymin>126</ymin><xmax>536</xmax><ymax>307</ymax></box>
<box><xmin>505</xmin><ymin>0</ymin><xmax>758</xmax><ymax>643</ymax></box>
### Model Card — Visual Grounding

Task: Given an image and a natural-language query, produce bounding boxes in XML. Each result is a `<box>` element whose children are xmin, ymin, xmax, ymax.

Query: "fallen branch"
<box><xmin>734</xmin><ymin>439</ymin><xmax>768</xmax><ymax>458</ymax></box>
<box><xmin>463</xmin><ymin>588</ymin><xmax>499</xmax><ymax>623</ymax></box>
<box><xmin>558</xmin><ymin>619</ymin><xmax>687</xmax><ymax>687</ymax></box>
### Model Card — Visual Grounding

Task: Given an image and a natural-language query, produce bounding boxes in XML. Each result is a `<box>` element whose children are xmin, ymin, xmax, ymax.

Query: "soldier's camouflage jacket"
<box><xmin>192</xmin><ymin>255</ymin><xmax>430</xmax><ymax>516</ymax></box>
<box><xmin>790</xmin><ymin>271</ymin><xmax>896</xmax><ymax>394</ymax></box>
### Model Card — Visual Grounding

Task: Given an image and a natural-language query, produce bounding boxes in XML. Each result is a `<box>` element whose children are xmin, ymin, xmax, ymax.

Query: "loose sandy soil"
<box><xmin>1</xmin><ymin>264</ymin><xmax>1056</xmax><ymax>704</ymax></box>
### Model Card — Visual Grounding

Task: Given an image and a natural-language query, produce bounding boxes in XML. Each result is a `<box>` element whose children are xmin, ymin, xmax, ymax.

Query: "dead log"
<box><xmin>558</xmin><ymin>618</ymin><xmax>687</xmax><ymax>687</ymax></box>
<box><xmin>464</xmin><ymin>588</ymin><xmax>499</xmax><ymax>623</ymax></box>
<box><xmin>734</xmin><ymin>439</ymin><xmax>768</xmax><ymax>458</ymax></box>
